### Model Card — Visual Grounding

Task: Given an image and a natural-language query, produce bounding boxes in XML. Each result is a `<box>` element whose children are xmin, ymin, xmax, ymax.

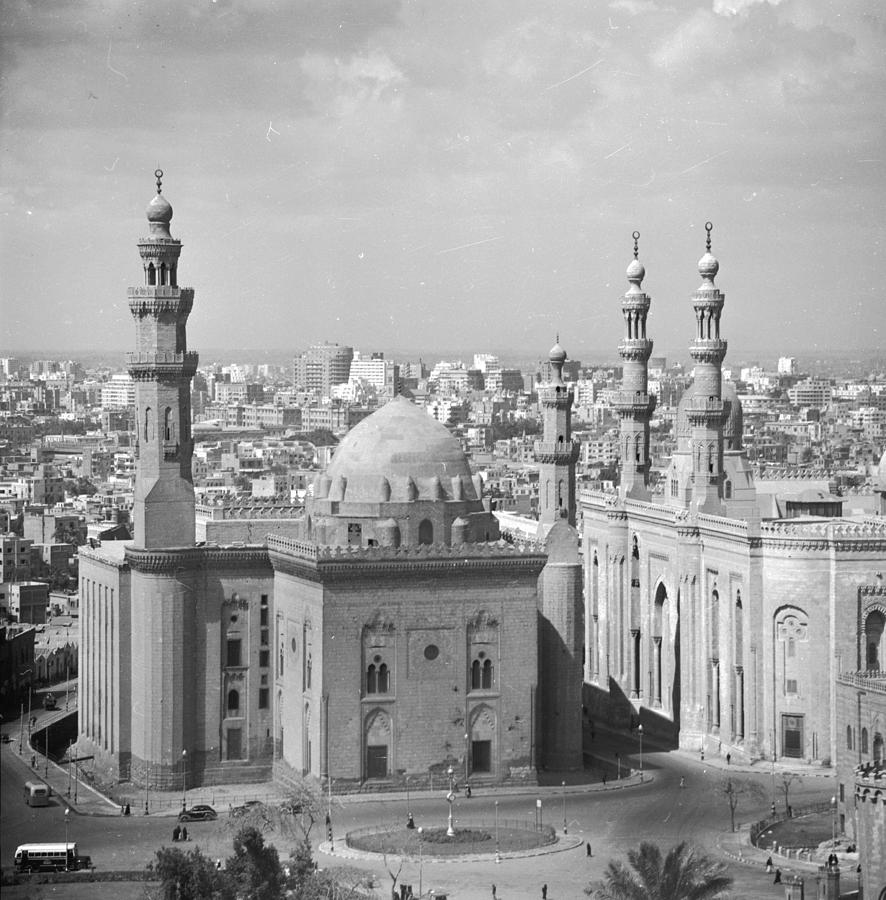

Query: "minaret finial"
<box><xmin>633</xmin><ymin>230</ymin><xmax>640</xmax><ymax>260</ymax></box>
<box><xmin>705</xmin><ymin>221</ymin><xmax>713</xmax><ymax>253</ymax></box>
<box><xmin>556</xmin><ymin>332</ymin><xmax>560</xmax><ymax>344</ymax></box>
<box><xmin>155</xmin><ymin>168</ymin><xmax>164</xmax><ymax>194</ymax></box>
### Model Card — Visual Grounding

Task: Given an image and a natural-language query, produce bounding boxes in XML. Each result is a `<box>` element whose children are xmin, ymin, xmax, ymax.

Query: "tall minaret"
<box><xmin>128</xmin><ymin>170</ymin><xmax>198</xmax><ymax>548</ymax></box>
<box><xmin>535</xmin><ymin>339</ymin><xmax>579</xmax><ymax>534</ymax></box>
<box><xmin>687</xmin><ymin>222</ymin><xmax>727</xmax><ymax>513</ymax></box>
<box><xmin>614</xmin><ymin>231</ymin><xmax>655</xmax><ymax>499</ymax></box>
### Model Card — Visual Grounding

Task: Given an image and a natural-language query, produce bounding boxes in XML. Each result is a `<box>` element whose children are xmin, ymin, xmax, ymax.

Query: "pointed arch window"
<box><xmin>861</xmin><ymin>727</ymin><xmax>869</xmax><ymax>755</ymax></box>
<box><xmin>418</xmin><ymin>519</ymin><xmax>433</xmax><ymax>545</ymax></box>
<box><xmin>227</xmin><ymin>689</ymin><xmax>240</xmax><ymax>715</ymax></box>
<box><xmin>366</xmin><ymin>655</ymin><xmax>389</xmax><ymax>694</ymax></box>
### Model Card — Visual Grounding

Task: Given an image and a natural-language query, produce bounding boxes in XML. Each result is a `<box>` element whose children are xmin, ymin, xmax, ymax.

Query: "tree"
<box><xmin>150</xmin><ymin>845</ymin><xmax>234</xmax><ymax>900</ymax></box>
<box><xmin>587</xmin><ymin>841</ymin><xmax>733</xmax><ymax>900</ymax></box>
<box><xmin>225</xmin><ymin>826</ymin><xmax>284</xmax><ymax>900</ymax></box>
<box><xmin>719</xmin><ymin>776</ymin><xmax>766</xmax><ymax>832</ymax></box>
<box><xmin>779</xmin><ymin>772</ymin><xmax>802</xmax><ymax>815</ymax></box>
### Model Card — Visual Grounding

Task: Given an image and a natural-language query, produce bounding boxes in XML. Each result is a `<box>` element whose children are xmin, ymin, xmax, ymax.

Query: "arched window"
<box><xmin>147</xmin><ymin>262</ymin><xmax>156</xmax><ymax>286</ymax></box>
<box><xmin>366</xmin><ymin>656</ymin><xmax>388</xmax><ymax>694</ymax></box>
<box><xmin>874</xmin><ymin>732</ymin><xmax>884</xmax><ymax>762</ymax></box>
<box><xmin>861</xmin><ymin>727</ymin><xmax>869</xmax><ymax>754</ymax></box>
<box><xmin>418</xmin><ymin>519</ymin><xmax>433</xmax><ymax>545</ymax></box>
<box><xmin>482</xmin><ymin>658</ymin><xmax>493</xmax><ymax>689</ymax></box>
<box><xmin>847</xmin><ymin>725</ymin><xmax>853</xmax><ymax>750</ymax></box>
<box><xmin>144</xmin><ymin>407</ymin><xmax>153</xmax><ymax>442</ymax></box>
<box><xmin>864</xmin><ymin>610</ymin><xmax>885</xmax><ymax>670</ymax></box>
<box><xmin>164</xmin><ymin>407</ymin><xmax>172</xmax><ymax>442</ymax></box>
<box><xmin>306</xmin><ymin>653</ymin><xmax>312</xmax><ymax>689</ymax></box>
<box><xmin>471</xmin><ymin>659</ymin><xmax>481</xmax><ymax>690</ymax></box>
<box><xmin>227</xmin><ymin>689</ymin><xmax>239</xmax><ymax>714</ymax></box>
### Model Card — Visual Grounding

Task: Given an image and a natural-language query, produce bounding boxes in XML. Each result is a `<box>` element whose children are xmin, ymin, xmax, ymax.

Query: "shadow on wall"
<box><xmin>581</xmin><ymin>679</ymin><xmax>679</xmax><ymax>750</ymax></box>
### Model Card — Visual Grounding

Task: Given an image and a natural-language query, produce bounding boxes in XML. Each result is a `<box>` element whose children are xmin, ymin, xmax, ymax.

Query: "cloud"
<box><xmin>712</xmin><ymin>0</ymin><xmax>783</xmax><ymax>16</ymax></box>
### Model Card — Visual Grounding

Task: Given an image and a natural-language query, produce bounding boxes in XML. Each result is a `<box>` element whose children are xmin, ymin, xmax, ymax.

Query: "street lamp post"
<box><xmin>66</xmin><ymin>740</ymin><xmax>73</xmax><ymax>796</ymax></box>
<box><xmin>638</xmin><ymin>724</ymin><xmax>644</xmax><ymax>782</ymax></box>
<box><xmin>64</xmin><ymin>808</ymin><xmax>70</xmax><ymax>869</ymax></box>
<box><xmin>446</xmin><ymin>765</ymin><xmax>456</xmax><ymax>837</ymax></box>
<box><xmin>181</xmin><ymin>750</ymin><xmax>188</xmax><ymax>812</ymax></box>
<box><xmin>406</xmin><ymin>776</ymin><xmax>411</xmax><ymax>826</ymax></box>
<box><xmin>562</xmin><ymin>781</ymin><xmax>567</xmax><ymax>834</ymax></box>
<box><xmin>831</xmin><ymin>795</ymin><xmax>836</xmax><ymax>847</ymax></box>
<box><xmin>495</xmin><ymin>800</ymin><xmax>500</xmax><ymax>863</ymax></box>
<box><xmin>464</xmin><ymin>733</ymin><xmax>470</xmax><ymax>789</ymax></box>
<box><xmin>417</xmin><ymin>827</ymin><xmax>424</xmax><ymax>898</ymax></box>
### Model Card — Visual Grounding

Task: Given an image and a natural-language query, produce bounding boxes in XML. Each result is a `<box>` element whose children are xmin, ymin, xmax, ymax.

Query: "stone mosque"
<box><xmin>580</xmin><ymin>227</ymin><xmax>886</xmax><ymax>772</ymax></box>
<box><xmin>76</xmin><ymin>175</ymin><xmax>583</xmax><ymax>789</ymax></box>
<box><xmin>77</xmin><ymin>176</ymin><xmax>885</xmax><ymax>818</ymax></box>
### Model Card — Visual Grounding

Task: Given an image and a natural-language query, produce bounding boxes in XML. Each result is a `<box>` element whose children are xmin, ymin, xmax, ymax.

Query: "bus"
<box><xmin>13</xmin><ymin>842</ymin><xmax>91</xmax><ymax>872</ymax></box>
<box><xmin>23</xmin><ymin>781</ymin><xmax>51</xmax><ymax>806</ymax></box>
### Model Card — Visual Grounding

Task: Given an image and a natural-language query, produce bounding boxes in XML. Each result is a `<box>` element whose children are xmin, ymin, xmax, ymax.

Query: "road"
<box><xmin>1</xmin><ymin>727</ymin><xmax>834</xmax><ymax>899</ymax></box>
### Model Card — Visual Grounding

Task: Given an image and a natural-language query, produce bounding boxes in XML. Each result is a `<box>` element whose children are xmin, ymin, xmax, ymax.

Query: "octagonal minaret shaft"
<box><xmin>614</xmin><ymin>232</ymin><xmax>655</xmax><ymax>499</ymax></box>
<box><xmin>687</xmin><ymin>222</ymin><xmax>728</xmax><ymax>513</ymax></box>
<box><xmin>128</xmin><ymin>171</ymin><xmax>198</xmax><ymax>548</ymax></box>
<box><xmin>535</xmin><ymin>339</ymin><xmax>579</xmax><ymax>529</ymax></box>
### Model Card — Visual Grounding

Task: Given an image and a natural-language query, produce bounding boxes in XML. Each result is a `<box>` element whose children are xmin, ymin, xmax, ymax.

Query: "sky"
<box><xmin>1</xmin><ymin>0</ymin><xmax>885</xmax><ymax>363</ymax></box>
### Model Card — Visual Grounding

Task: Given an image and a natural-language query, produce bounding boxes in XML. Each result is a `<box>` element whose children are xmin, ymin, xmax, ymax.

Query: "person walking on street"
<box><xmin>492</xmin><ymin>885</ymin><xmax>497</xmax><ymax>899</ymax></box>
<box><xmin>542</xmin><ymin>884</ymin><xmax>548</xmax><ymax>899</ymax></box>
<box><xmin>172</xmin><ymin>825</ymin><xmax>181</xmax><ymax>842</ymax></box>
<box><xmin>765</xmin><ymin>855</ymin><xmax>773</xmax><ymax>873</ymax></box>
<box><xmin>586</xmin><ymin>842</ymin><xmax>592</xmax><ymax>857</ymax></box>
<box><xmin>181</xmin><ymin>825</ymin><xmax>188</xmax><ymax>842</ymax></box>
<box><xmin>679</xmin><ymin>776</ymin><xmax>685</xmax><ymax>788</ymax></box>
<box><xmin>774</xmin><ymin>868</ymin><xmax>782</xmax><ymax>884</ymax></box>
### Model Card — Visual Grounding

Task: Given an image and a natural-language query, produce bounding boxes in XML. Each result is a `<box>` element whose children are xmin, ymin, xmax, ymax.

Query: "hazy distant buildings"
<box><xmin>293</xmin><ymin>342</ymin><xmax>354</xmax><ymax>398</ymax></box>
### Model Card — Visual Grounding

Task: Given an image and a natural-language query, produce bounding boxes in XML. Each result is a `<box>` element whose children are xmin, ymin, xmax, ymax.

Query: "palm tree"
<box><xmin>588</xmin><ymin>841</ymin><xmax>733</xmax><ymax>900</ymax></box>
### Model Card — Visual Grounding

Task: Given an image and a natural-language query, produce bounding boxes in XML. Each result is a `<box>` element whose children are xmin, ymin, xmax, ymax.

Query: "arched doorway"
<box><xmin>364</xmin><ymin>709</ymin><xmax>391</xmax><ymax>780</ymax></box>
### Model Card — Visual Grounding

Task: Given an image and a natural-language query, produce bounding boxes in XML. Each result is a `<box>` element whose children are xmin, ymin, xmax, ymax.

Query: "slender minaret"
<box><xmin>614</xmin><ymin>231</ymin><xmax>655</xmax><ymax>499</ymax></box>
<box><xmin>535</xmin><ymin>339</ymin><xmax>579</xmax><ymax>535</ymax></box>
<box><xmin>687</xmin><ymin>222</ymin><xmax>727</xmax><ymax>513</ymax></box>
<box><xmin>128</xmin><ymin>170</ymin><xmax>198</xmax><ymax>548</ymax></box>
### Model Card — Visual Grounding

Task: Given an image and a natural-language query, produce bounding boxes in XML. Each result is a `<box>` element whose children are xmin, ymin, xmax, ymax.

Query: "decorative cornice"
<box><xmin>125</xmin><ymin>545</ymin><xmax>271</xmax><ymax>573</ymax></box>
<box><xmin>127</xmin><ymin>350</ymin><xmax>199</xmax><ymax>382</ymax></box>
<box><xmin>268</xmin><ymin>536</ymin><xmax>547</xmax><ymax>582</ymax></box>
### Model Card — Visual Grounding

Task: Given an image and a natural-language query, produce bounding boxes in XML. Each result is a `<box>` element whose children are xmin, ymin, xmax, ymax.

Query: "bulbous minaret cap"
<box><xmin>626</xmin><ymin>230</ymin><xmax>645</xmax><ymax>284</ymax></box>
<box><xmin>549</xmin><ymin>338</ymin><xmax>567</xmax><ymax>364</ymax></box>
<box><xmin>145</xmin><ymin>169</ymin><xmax>173</xmax><ymax>235</ymax></box>
<box><xmin>698</xmin><ymin>221</ymin><xmax>719</xmax><ymax>281</ymax></box>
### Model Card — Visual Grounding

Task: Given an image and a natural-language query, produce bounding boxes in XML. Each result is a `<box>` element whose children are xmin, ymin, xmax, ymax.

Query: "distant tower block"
<box><xmin>128</xmin><ymin>170</ymin><xmax>198</xmax><ymax>548</ymax></box>
<box><xmin>614</xmin><ymin>231</ymin><xmax>655</xmax><ymax>499</ymax></box>
<box><xmin>534</xmin><ymin>339</ymin><xmax>579</xmax><ymax>535</ymax></box>
<box><xmin>687</xmin><ymin>222</ymin><xmax>728</xmax><ymax>514</ymax></box>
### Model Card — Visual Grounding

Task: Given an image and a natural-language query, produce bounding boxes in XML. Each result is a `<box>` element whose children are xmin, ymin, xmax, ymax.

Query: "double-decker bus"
<box><xmin>13</xmin><ymin>842</ymin><xmax>91</xmax><ymax>872</ymax></box>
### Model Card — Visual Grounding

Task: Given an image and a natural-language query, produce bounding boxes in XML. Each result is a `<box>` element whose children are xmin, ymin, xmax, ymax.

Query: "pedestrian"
<box><xmin>680</xmin><ymin>776</ymin><xmax>685</xmax><ymax>788</ymax></box>
<box><xmin>492</xmin><ymin>884</ymin><xmax>497</xmax><ymax>899</ymax></box>
<box><xmin>765</xmin><ymin>855</ymin><xmax>773</xmax><ymax>873</ymax></box>
<box><xmin>542</xmin><ymin>884</ymin><xmax>548</xmax><ymax>899</ymax></box>
<box><xmin>216</xmin><ymin>859</ymin><xmax>222</xmax><ymax>871</ymax></box>
<box><xmin>181</xmin><ymin>825</ymin><xmax>188</xmax><ymax>841</ymax></box>
<box><xmin>726</xmin><ymin>753</ymin><xmax>731</xmax><ymax>765</ymax></box>
<box><xmin>172</xmin><ymin>825</ymin><xmax>181</xmax><ymax>842</ymax></box>
<box><xmin>602</xmin><ymin>771</ymin><xmax>607</xmax><ymax>785</ymax></box>
<box><xmin>125</xmin><ymin>803</ymin><xmax>131</xmax><ymax>816</ymax></box>
<box><xmin>774</xmin><ymin>868</ymin><xmax>782</xmax><ymax>884</ymax></box>
<box><xmin>700</xmin><ymin>747</ymin><xmax>705</xmax><ymax>761</ymax></box>
<box><xmin>586</xmin><ymin>841</ymin><xmax>592</xmax><ymax>857</ymax></box>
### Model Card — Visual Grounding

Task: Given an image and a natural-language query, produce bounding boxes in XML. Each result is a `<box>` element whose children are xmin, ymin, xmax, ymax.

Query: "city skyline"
<box><xmin>2</xmin><ymin>0</ymin><xmax>885</xmax><ymax>356</ymax></box>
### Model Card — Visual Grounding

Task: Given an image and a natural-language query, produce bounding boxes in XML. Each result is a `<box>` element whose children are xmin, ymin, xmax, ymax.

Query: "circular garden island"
<box><xmin>347</xmin><ymin>824</ymin><xmax>557</xmax><ymax>858</ymax></box>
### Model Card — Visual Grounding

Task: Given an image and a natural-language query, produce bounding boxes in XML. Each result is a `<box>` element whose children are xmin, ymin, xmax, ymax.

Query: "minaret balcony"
<box><xmin>127</xmin><ymin>350</ymin><xmax>199</xmax><ymax>381</ymax></box>
<box><xmin>618</xmin><ymin>340</ymin><xmax>653</xmax><ymax>362</ymax></box>
<box><xmin>612</xmin><ymin>392</ymin><xmax>655</xmax><ymax>415</ymax></box>
<box><xmin>533</xmin><ymin>440</ymin><xmax>580</xmax><ymax>464</ymax></box>
<box><xmin>689</xmin><ymin>340</ymin><xmax>727</xmax><ymax>365</ymax></box>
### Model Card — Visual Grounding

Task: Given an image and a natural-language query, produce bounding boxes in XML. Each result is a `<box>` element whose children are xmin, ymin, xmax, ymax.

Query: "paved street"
<box><xmin>1</xmin><ymin>720</ymin><xmax>840</xmax><ymax>899</ymax></box>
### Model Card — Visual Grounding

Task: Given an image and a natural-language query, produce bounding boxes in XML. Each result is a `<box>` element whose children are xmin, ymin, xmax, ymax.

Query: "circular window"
<box><xmin>478</xmin><ymin>650</ymin><xmax>486</xmax><ymax>659</ymax></box>
<box><xmin>230</xmin><ymin>614</ymin><xmax>238</xmax><ymax>623</ymax></box>
<box><xmin>373</xmin><ymin>654</ymin><xmax>382</xmax><ymax>664</ymax></box>
<box><xmin>291</xmin><ymin>638</ymin><xmax>297</xmax><ymax>653</ymax></box>
<box><xmin>424</xmin><ymin>644</ymin><xmax>439</xmax><ymax>661</ymax></box>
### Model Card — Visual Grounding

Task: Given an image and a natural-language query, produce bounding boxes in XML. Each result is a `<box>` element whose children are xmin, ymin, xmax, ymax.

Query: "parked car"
<box><xmin>178</xmin><ymin>804</ymin><xmax>218</xmax><ymax>822</ymax></box>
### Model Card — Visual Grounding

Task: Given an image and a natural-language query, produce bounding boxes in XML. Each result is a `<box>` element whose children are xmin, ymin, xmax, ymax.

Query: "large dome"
<box><xmin>676</xmin><ymin>380</ymin><xmax>743</xmax><ymax>451</ymax></box>
<box><xmin>322</xmin><ymin>396</ymin><xmax>476</xmax><ymax>503</ymax></box>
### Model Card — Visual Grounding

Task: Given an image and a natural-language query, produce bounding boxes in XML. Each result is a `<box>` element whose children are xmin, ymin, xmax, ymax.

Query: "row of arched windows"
<box><xmin>145</xmin><ymin>261</ymin><xmax>176</xmax><ymax>287</ymax></box>
<box><xmin>143</xmin><ymin>407</ymin><xmax>176</xmax><ymax>442</ymax></box>
<box><xmin>363</xmin><ymin>656</ymin><xmax>495</xmax><ymax>694</ymax></box>
<box><xmin>846</xmin><ymin>725</ymin><xmax>885</xmax><ymax>760</ymax></box>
